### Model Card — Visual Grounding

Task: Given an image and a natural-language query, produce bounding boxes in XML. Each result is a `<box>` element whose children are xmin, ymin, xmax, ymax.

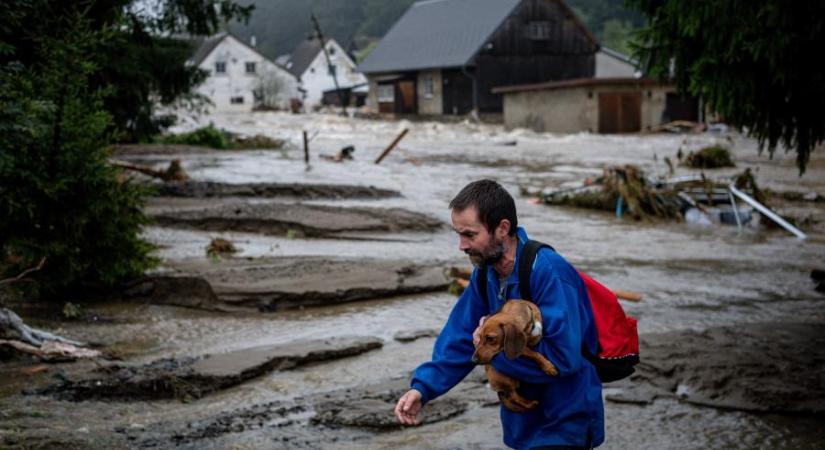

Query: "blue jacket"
<box><xmin>411</xmin><ymin>227</ymin><xmax>604</xmax><ymax>449</ymax></box>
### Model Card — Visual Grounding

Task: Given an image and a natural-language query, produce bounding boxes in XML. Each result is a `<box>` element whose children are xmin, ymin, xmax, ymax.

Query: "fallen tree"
<box><xmin>0</xmin><ymin>260</ymin><xmax>101</xmax><ymax>361</ymax></box>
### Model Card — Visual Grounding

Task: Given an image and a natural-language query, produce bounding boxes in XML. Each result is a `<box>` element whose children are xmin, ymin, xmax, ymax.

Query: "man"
<box><xmin>394</xmin><ymin>179</ymin><xmax>604</xmax><ymax>449</ymax></box>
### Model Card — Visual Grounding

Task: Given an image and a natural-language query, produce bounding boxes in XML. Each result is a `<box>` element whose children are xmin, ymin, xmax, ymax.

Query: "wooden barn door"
<box><xmin>397</xmin><ymin>80</ymin><xmax>416</xmax><ymax>114</ymax></box>
<box><xmin>599</xmin><ymin>92</ymin><xmax>641</xmax><ymax>133</ymax></box>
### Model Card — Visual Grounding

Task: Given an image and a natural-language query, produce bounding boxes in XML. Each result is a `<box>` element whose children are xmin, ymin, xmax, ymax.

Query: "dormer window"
<box><xmin>215</xmin><ymin>61</ymin><xmax>226</xmax><ymax>74</ymax></box>
<box><xmin>328</xmin><ymin>46</ymin><xmax>336</xmax><ymax>55</ymax></box>
<box><xmin>245</xmin><ymin>62</ymin><xmax>256</xmax><ymax>74</ymax></box>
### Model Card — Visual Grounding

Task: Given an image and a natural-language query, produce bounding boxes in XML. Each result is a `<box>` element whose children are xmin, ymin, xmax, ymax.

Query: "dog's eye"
<box><xmin>485</xmin><ymin>335</ymin><xmax>495</xmax><ymax>343</ymax></box>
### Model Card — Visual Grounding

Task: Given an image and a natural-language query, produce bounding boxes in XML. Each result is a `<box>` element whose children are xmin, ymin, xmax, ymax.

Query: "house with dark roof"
<box><xmin>357</xmin><ymin>0</ymin><xmax>598</xmax><ymax>116</ymax></box>
<box><xmin>187</xmin><ymin>33</ymin><xmax>301</xmax><ymax>112</ymax></box>
<box><xmin>279</xmin><ymin>37</ymin><xmax>367</xmax><ymax>108</ymax></box>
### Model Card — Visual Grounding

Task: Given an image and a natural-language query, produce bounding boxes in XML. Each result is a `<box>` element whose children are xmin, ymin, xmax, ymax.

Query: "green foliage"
<box><xmin>158</xmin><ymin>125</ymin><xmax>230</xmax><ymax>149</ymax></box>
<box><xmin>1</xmin><ymin>0</ymin><xmax>253</xmax><ymax>143</ymax></box>
<box><xmin>0</xmin><ymin>5</ymin><xmax>157</xmax><ymax>297</ymax></box>
<box><xmin>568</xmin><ymin>0</ymin><xmax>644</xmax><ymax>53</ymax></box>
<box><xmin>627</xmin><ymin>0</ymin><xmax>825</xmax><ymax>174</ymax></box>
<box><xmin>684</xmin><ymin>146</ymin><xmax>735</xmax><ymax>169</ymax></box>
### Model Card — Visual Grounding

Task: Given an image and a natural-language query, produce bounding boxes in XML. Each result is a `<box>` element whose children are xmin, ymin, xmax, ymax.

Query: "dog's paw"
<box><xmin>541</xmin><ymin>361</ymin><xmax>559</xmax><ymax>376</ymax></box>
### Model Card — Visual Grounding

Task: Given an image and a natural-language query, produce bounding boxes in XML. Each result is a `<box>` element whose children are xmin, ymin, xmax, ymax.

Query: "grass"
<box><xmin>155</xmin><ymin>125</ymin><xmax>285</xmax><ymax>150</ymax></box>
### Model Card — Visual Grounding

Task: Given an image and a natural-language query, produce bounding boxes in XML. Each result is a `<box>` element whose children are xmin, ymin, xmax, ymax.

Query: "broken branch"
<box><xmin>374</xmin><ymin>128</ymin><xmax>409</xmax><ymax>164</ymax></box>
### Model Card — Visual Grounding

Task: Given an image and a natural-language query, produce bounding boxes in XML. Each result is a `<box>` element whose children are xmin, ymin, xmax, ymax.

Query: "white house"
<box><xmin>188</xmin><ymin>32</ymin><xmax>301</xmax><ymax>112</ymax></box>
<box><xmin>281</xmin><ymin>37</ymin><xmax>366</xmax><ymax>108</ymax></box>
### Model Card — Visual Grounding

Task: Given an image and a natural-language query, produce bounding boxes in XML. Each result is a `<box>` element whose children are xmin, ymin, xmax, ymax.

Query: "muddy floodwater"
<box><xmin>2</xmin><ymin>112</ymin><xmax>825</xmax><ymax>449</ymax></box>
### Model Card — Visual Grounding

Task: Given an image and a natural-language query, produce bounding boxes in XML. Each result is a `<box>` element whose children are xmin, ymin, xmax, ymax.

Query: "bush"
<box><xmin>157</xmin><ymin>125</ymin><xmax>229</xmax><ymax>149</ymax></box>
<box><xmin>684</xmin><ymin>145</ymin><xmax>735</xmax><ymax>169</ymax></box>
<box><xmin>0</xmin><ymin>18</ymin><xmax>157</xmax><ymax>298</ymax></box>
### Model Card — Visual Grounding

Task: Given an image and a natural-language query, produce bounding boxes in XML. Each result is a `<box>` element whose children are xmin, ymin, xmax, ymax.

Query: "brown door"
<box><xmin>397</xmin><ymin>80</ymin><xmax>416</xmax><ymax>114</ymax></box>
<box><xmin>599</xmin><ymin>92</ymin><xmax>641</xmax><ymax>133</ymax></box>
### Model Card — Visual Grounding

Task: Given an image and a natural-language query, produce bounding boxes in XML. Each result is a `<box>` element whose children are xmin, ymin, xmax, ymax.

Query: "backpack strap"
<box><xmin>518</xmin><ymin>240</ymin><xmax>555</xmax><ymax>301</ymax></box>
<box><xmin>477</xmin><ymin>263</ymin><xmax>488</xmax><ymax>303</ymax></box>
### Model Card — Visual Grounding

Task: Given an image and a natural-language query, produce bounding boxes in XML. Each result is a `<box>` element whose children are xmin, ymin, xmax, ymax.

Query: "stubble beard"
<box><xmin>466</xmin><ymin>237</ymin><xmax>505</xmax><ymax>268</ymax></box>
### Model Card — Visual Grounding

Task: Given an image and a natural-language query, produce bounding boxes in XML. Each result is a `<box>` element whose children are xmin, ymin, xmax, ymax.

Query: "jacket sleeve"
<box><xmin>410</xmin><ymin>269</ymin><xmax>488</xmax><ymax>404</ymax></box>
<box><xmin>491</xmin><ymin>255</ymin><xmax>591</xmax><ymax>382</ymax></box>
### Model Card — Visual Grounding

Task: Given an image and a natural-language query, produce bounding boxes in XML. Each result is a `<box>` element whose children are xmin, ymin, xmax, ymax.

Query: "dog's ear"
<box><xmin>503</xmin><ymin>322</ymin><xmax>526</xmax><ymax>360</ymax></box>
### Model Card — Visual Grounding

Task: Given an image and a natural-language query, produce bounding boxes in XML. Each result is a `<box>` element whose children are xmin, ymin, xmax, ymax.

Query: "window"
<box><xmin>328</xmin><ymin>64</ymin><xmax>337</xmax><ymax>76</ymax></box>
<box><xmin>422</xmin><ymin>75</ymin><xmax>434</xmax><ymax>98</ymax></box>
<box><xmin>215</xmin><ymin>61</ymin><xmax>226</xmax><ymax>74</ymax></box>
<box><xmin>377</xmin><ymin>84</ymin><xmax>394</xmax><ymax>102</ymax></box>
<box><xmin>245</xmin><ymin>62</ymin><xmax>256</xmax><ymax>74</ymax></box>
<box><xmin>230</xmin><ymin>96</ymin><xmax>244</xmax><ymax>104</ymax></box>
<box><xmin>528</xmin><ymin>21</ymin><xmax>551</xmax><ymax>40</ymax></box>
<box><xmin>328</xmin><ymin>46</ymin><xmax>336</xmax><ymax>55</ymax></box>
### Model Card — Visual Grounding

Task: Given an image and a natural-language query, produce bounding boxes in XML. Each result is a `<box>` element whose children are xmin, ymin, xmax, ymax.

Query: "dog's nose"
<box><xmin>471</xmin><ymin>354</ymin><xmax>479</xmax><ymax>364</ymax></box>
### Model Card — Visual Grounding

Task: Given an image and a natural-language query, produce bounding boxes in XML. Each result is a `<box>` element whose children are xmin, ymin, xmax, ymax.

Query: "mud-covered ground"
<box><xmin>2</xmin><ymin>111</ymin><xmax>825</xmax><ymax>449</ymax></box>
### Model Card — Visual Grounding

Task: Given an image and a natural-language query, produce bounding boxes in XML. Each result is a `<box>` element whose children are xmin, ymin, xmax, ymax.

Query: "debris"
<box><xmin>612</xmin><ymin>290</ymin><xmax>643</xmax><ymax>302</ymax></box>
<box><xmin>303</xmin><ymin>130</ymin><xmax>309</xmax><ymax>165</ymax></box>
<box><xmin>684</xmin><ymin>145</ymin><xmax>735</xmax><ymax>169</ymax></box>
<box><xmin>647</xmin><ymin>120</ymin><xmax>706</xmax><ymax>134</ymax></box>
<box><xmin>206</xmin><ymin>238</ymin><xmax>237</xmax><ymax>257</ymax></box>
<box><xmin>111</xmin><ymin>159</ymin><xmax>189</xmax><ymax>182</ymax></box>
<box><xmin>230</xmin><ymin>134</ymin><xmax>284</xmax><ymax>149</ymax></box>
<box><xmin>21</xmin><ymin>365</ymin><xmax>49</xmax><ymax>375</ymax></box>
<box><xmin>729</xmin><ymin>184</ymin><xmax>806</xmax><ymax>239</ymax></box>
<box><xmin>374</xmin><ymin>128</ymin><xmax>409</xmax><ymax>164</ymax></box>
<box><xmin>0</xmin><ymin>339</ymin><xmax>101</xmax><ymax>361</ymax></box>
<box><xmin>320</xmin><ymin>145</ymin><xmax>355</xmax><ymax>162</ymax></box>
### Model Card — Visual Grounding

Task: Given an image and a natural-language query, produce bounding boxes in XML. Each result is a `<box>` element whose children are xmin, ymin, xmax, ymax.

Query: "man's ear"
<box><xmin>496</xmin><ymin>219</ymin><xmax>511</xmax><ymax>239</ymax></box>
<box><xmin>503</xmin><ymin>322</ymin><xmax>526</xmax><ymax>360</ymax></box>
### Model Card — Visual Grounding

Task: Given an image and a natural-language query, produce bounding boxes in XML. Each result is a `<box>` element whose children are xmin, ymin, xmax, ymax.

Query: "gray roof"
<box><xmin>357</xmin><ymin>0</ymin><xmax>520</xmax><ymax>74</ymax></box>
<box><xmin>286</xmin><ymin>37</ymin><xmax>325</xmax><ymax>77</ymax></box>
<box><xmin>188</xmin><ymin>32</ymin><xmax>228</xmax><ymax>67</ymax></box>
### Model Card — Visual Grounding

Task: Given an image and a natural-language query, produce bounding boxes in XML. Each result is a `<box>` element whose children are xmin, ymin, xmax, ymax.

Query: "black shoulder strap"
<box><xmin>518</xmin><ymin>240</ymin><xmax>555</xmax><ymax>302</ymax></box>
<box><xmin>477</xmin><ymin>263</ymin><xmax>488</xmax><ymax>303</ymax></box>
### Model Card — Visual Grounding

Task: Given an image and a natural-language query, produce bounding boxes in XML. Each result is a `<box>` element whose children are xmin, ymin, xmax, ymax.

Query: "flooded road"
<box><xmin>2</xmin><ymin>112</ymin><xmax>824</xmax><ymax>449</ymax></box>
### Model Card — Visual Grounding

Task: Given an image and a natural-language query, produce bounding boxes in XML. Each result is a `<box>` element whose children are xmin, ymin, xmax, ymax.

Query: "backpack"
<box><xmin>478</xmin><ymin>240</ymin><xmax>639</xmax><ymax>382</ymax></box>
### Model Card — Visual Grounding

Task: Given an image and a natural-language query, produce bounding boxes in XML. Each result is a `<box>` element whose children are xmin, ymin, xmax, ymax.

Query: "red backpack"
<box><xmin>480</xmin><ymin>240</ymin><xmax>640</xmax><ymax>382</ymax></box>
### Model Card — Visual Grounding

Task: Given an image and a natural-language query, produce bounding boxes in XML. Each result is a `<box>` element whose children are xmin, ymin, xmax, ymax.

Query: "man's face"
<box><xmin>451</xmin><ymin>206</ymin><xmax>504</xmax><ymax>267</ymax></box>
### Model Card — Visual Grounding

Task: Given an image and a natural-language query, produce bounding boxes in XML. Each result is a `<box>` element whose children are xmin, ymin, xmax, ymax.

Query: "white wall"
<box><xmin>196</xmin><ymin>35</ymin><xmax>300</xmax><ymax>113</ymax></box>
<box><xmin>595</xmin><ymin>51</ymin><xmax>637</xmax><ymax>78</ymax></box>
<box><xmin>299</xmin><ymin>40</ymin><xmax>367</xmax><ymax>107</ymax></box>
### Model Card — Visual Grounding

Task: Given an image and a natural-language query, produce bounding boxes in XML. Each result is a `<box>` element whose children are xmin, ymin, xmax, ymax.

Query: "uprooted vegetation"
<box><xmin>532</xmin><ymin>165</ymin><xmax>780</xmax><ymax>225</ymax></box>
<box><xmin>683</xmin><ymin>145</ymin><xmax>735</xmax><ymax>169</ymax></box>
<box><xmin>539</xmin><ymin>165</ymin><xmax>682</xmax><ymax>221</ymax></box>
<box><xmin>154</xmin><ymin>125</ymin><xmax>285</xmax><ymax>150</ymax></box>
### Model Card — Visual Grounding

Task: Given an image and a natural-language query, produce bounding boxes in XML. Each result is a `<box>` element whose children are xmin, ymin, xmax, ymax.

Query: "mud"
<box><xmin>155</xmin><ymin>180</ymin><xmax>400</xmax><ymax>200</ymax></box>
<box><xmin>131</xmin><ymin>257</ymin><xmax>450</xmax><ymax>311</ymax></box>
<box><xmin>130</xmin><ymin>369</ymin><xmax>495</xmax><ymax>449</ymax></box>
<box><xmin>148</xmin><ymin>200</ymin><xmax>442</xmax><ymax>238</ymax></box>
<box><xmin>37</xmin><ymin>336</ymin><xmax>382</xmax><ymax>401</ymax></box>
<box><xmin>607</xmin><ymin>322</ymin><xmax>825</xmax><ymax>415</ymax></box>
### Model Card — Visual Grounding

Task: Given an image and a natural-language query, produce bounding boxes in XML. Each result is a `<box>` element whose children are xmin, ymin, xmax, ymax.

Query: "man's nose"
<box><xmin>459</xmin><ymin>239</ymin><xmax>470</xmax><ymax>252</ymax></box>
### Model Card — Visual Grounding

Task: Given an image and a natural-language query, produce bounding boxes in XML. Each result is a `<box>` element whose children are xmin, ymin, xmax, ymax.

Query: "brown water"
<box><xmin>2</xmin><ymin>112</ymin><xmax>825</xmax><ymax>449</ymax></box>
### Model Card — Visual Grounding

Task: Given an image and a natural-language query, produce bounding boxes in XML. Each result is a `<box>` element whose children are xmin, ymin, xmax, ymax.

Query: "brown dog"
<box><xmin>472</xmin><ymin>299</ymin><xmax>558</xmax><ymax>413</ymax></box>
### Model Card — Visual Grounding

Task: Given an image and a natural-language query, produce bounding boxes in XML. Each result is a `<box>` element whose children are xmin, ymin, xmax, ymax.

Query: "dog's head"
<box><xmin>471</xmin><ymin>314</ymin><xmax>527</xmax><ymax>364</ymax></box>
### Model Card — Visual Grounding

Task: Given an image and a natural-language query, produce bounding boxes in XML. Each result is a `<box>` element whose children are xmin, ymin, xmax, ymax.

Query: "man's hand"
<box><xmin>394</xmin><ymin>389</ymin><xmax>422</xmax><ymax>425</ymax></box>
<box><xmin>472</xmin><ymin>315</ymin><xmax>488</xmax><ymax>347</ymax></box>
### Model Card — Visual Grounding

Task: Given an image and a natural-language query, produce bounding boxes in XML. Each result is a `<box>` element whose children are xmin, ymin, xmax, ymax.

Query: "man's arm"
<box><xmin>408</xmin><ymin>269</ymin><xmax>488</xmax><ymax>403</ymax></box>
<box><xmin>492</xmin><ymin>253</ymin><xmax>594</xmax><ymax>382</ymax></box>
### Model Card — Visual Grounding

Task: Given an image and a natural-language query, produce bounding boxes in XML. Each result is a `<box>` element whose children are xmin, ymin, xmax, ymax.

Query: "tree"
<box><xmin>0</xmin><ymin>0</ymin><xmax>252</xmax><ymax>298</ymax></box>
<box><xmin>627</xmin><ymin>0</ymin><xmax>825</xmax><ymax>174</ymax></box>
<box><xmin>1</xmin><ymin>0</ymin><xmax>254</xmax><ymax>142</ymax></box>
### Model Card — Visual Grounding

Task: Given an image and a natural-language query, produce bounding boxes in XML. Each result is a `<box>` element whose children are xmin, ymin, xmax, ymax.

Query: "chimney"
<box><xmin>250</xmin><ymin>35</ymin><xmax>257</xmax><ymax>47</ymax></box>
